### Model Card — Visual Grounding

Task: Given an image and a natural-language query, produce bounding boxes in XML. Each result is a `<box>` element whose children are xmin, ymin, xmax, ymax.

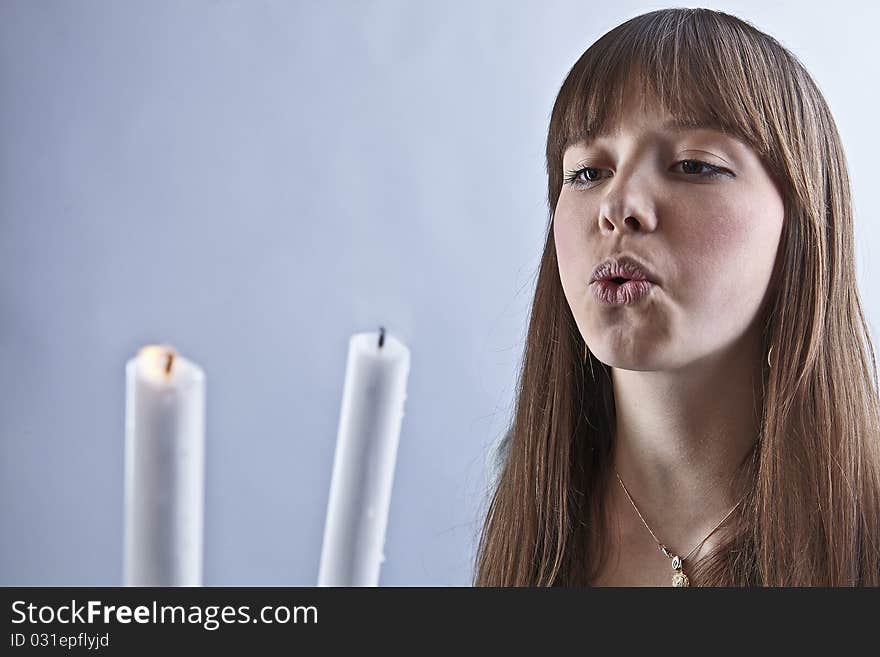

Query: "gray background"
<box><xmin>1</xmin><ymin>0</ymin><xmax>877</xmax><ymax>585</ymax></box>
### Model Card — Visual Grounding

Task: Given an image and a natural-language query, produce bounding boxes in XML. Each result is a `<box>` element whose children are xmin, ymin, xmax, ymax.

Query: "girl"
<box><xmin>474</xmin><ymin>8</ymin><xmax>880</xmax><ymax>586</ymax></box>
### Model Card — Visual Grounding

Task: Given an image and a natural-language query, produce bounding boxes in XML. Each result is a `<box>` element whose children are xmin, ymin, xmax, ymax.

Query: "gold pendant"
<box><xmin>671</xmin><ymin>555</ymin><xmax>690</xmax><ymax>587</ymax></box>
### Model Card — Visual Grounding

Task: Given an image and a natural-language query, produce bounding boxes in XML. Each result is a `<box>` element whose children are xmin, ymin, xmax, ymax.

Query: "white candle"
<box><xmin>124</xmin><ymin>344</ymin><xmax>206</xmax><ymax>586</ymax></box>
<box><xmin>318</xmin><ymin>327</ymin><xmax>411</xmax><ymax>586</ymax></box>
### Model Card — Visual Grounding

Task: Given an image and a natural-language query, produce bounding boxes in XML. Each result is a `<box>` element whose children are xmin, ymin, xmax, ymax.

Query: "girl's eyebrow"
<box><xmin>571</xmin><ymin>119</ymin><xmax>729</xmax><ymax>147</ymax></box>
<box><xmin>661</xmin><ymin>118</ymin><xmax>724</xmax><ymax>132</ymax></box>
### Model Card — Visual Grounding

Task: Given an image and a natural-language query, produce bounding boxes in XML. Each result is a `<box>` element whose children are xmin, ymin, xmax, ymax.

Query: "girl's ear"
<box><xmin>759</xmin><ymin>238</ymin><xmax>785</xmax><ymax>335</ymax></box>
<box><xmin>770</xmin><ymin>224</ymin><xmax>786</xmax><ymax>299</ymax></box>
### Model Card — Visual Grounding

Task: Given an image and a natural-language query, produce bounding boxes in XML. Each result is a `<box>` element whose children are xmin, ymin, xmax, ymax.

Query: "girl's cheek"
<box><xmin>553</xmin><ymin>196</ymin><xmax>584</xmax><ymax>267</ymax></box>
<box><xmin>553</xmin><ymin>215</ymin><xmax>571</xmax><ymax>264</ymax></box>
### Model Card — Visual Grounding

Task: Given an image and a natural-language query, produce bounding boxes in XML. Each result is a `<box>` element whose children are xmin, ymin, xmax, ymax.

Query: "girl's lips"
<box><xmin>590</xmin><ymin>279</ymin><xmax>654</xmax><ymax>305</ymax></box>
<box><xmin>590</xmin><ymin>255</ymin><xmax>660</xmax><ymax>285</ymax></box>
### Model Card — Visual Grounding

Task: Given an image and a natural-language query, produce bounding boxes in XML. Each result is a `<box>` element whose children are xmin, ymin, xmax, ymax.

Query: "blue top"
<box><xmin>487</xmin><ymin>429</ymin><xmax>512</xmax><ymax>489</ymax></box>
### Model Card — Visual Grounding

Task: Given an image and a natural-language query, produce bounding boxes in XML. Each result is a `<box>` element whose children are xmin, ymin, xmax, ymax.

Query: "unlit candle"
<box><xmin>318</xmin><ymin>327</ymin><xmax>411</xmax><ymax>586</ymax></box>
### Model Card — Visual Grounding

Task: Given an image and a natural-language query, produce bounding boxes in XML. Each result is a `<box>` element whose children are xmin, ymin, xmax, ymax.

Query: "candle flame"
<box><xmin>138</xmin><ymin>344</ymin><xmax>179</xmax><ymax>380</ymax></box>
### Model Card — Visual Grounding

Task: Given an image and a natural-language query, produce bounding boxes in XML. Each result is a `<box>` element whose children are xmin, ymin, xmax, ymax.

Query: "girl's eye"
<box><xmin>562</xmin><ymin>166</ymin><xmax>608</xmax><ymax>189</ymax></box>
<box><xmin>673</xmin><ymin>159</ymin><xmax>726</xmax><ymax>177</ymax></box>
<box><xmin>562</xmin><ymin>159</ymin><xmax>730</xmax><ymax>190</ymax></box>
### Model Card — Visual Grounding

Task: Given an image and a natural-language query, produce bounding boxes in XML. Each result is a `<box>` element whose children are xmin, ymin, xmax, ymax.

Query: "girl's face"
<box><xmin>554</xmin><ymin>93</ymin><xmax>785</xmax><ymax>371</ymax></box>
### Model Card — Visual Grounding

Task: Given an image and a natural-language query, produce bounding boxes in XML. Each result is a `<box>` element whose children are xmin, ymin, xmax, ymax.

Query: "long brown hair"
<box><xmin>473</xmin><ymin>8</ymin><xmax>880</xmax><ymax>586</ymax></box>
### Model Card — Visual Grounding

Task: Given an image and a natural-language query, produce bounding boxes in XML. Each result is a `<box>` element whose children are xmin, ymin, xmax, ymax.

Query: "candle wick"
<box><xmin>378</xmin><ymin>326</ymin><xmax>385</xmax><ymax>349</ymax></box>
<box><xmin>165</xmin><ymin>352</ymin><xmax>175</xmax><ymax>375</ymax></box>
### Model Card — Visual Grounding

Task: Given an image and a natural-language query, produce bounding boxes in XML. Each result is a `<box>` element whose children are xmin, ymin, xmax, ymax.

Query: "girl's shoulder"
<box><xmin>486</xmin><ymin>429</ymin><xmax>513</xmax><ymax>488</ymax></box>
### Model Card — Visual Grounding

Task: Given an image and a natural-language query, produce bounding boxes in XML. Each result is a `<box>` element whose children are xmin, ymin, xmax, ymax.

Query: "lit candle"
<box><xmin>318</xmin><ymin>327</ymin><xmax>411</xmax><ymax>586</ymax></box>
<box><xmin>124</xmin><ymin>344</ymin><xmax>206</xmax><ymax>586</ymax></box>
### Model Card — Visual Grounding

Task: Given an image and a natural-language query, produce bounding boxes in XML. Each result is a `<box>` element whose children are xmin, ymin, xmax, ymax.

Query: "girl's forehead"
<box><xmin>567</xmin><ymin>68</ymin><xmax>736</xmax><ymax>136</ymax></box>
<box><xmin>558</xmin><ymin>63</ymin><xmax>767</xmax><ymax>160</ymax></box>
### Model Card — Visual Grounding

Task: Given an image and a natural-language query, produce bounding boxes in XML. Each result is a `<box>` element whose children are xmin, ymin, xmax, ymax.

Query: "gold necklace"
<box><xmin>615</xmin><ymin>471</ymin><xmax>746</xmax><ymax>587</ymax></box>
